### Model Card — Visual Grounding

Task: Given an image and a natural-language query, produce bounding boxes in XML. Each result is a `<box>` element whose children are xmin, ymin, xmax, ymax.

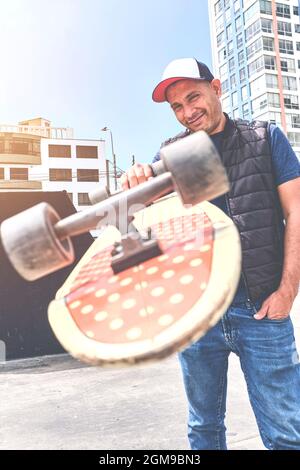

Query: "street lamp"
<box><xmin>101</xmin><ymin>126</ymin><xmax>118</xmax><ymax>191</ymax></box>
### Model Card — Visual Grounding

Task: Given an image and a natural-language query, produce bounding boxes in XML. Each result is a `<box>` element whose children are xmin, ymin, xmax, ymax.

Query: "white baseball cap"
<box><xmin>152</xmin><ymin>58</ymin><xmax>214</xmax><ymax>103</ymax></box>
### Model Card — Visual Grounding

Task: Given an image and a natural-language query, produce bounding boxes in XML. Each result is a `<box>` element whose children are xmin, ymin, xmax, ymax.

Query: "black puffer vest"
<box><xmin>160</xmin><ymin>117</ymin><xmax>285</xmax><ymax>301</ymax></box>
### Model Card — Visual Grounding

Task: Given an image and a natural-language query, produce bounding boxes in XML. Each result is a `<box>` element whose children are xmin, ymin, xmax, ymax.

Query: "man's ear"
<box><xmin>210</xmin><ymin>79</ymin><xmax>222</xmax><ymax>97</ymax></box>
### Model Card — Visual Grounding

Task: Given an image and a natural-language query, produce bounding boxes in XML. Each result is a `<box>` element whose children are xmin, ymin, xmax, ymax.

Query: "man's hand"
<box><xmin>254</xmin><ymin>288</ymin><xmax>295</xmax><ymax>320</ymax></box>
<box><xmin>121</xmin><ymin>163</ymin><xmax>154</xmax><ymax>190</ymax></box>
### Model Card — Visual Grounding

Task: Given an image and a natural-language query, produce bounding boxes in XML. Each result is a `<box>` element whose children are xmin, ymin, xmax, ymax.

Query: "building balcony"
<box><xmin>0</xmin><ymin>133</ymin><xmax>41</xmax><ymax>164</ymax></box>
<box><xmin>0</xmin><ymin>153</ymin><xmax>41</xmax><ymax>165</ymax></box>
<box><xmin>0</xmin><ymin>180</ymin><xmax>42</xmax><ymax>190</ymax></box>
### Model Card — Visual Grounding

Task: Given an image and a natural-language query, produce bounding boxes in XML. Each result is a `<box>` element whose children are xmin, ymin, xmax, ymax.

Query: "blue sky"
<box><xmin>0</xmin><ymin>0</ymin><xmax>212</xmax><ymax>171</ymax></box>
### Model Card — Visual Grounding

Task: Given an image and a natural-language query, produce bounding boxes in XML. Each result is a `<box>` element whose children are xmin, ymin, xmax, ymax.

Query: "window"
<box><xmin>218</xmin><ymin>47</ymin><xmax>227</xmax><ymax>62</ymax></box>
<box><xmin>241</xmin><ymin>85</ymin><xmax>248</xmax><ymax>101</ymax></box>
<box><xmin>219</xmin><ymin>63</ymin><xmax>228</xmax><ymax>79</ymax></box>
<box><xmin>226</xmin><ymin>24</ymin><xmax>232</xmax><ymax>41</ymax></box>
<box><xmin>298</xmin><ymin>60</ymin><xmax>300</xmax><ymax>69</ymax></box>
<box><xmin>230</xmin><ymin>74</ymin><xmax>236</xmax><ymax>88</ymax></box>
<box><xmin>248</xmin><ymin>56</ymin><xmax>264</xmax><ymax>75</ymax></box>
<box><xmin>237</xmin><ymin>32</ymin><xmax>243</xmax><ymax>49</ymax></box>
<box><xmin>243</xmin><ymin>0</ymin><xmax>255</xmax><ymax>8</ymax></box>
<box><xmin>276</xmin><ymin>3</ymin><xmax>290</xmax><ymax>18</ymax></box>
<box><xmin>224</xmin><ymin>0</ymin><xmax>230</xmax><ymax>9</ymax></box>
<box><xmin>225</xmin><ymin>7</ymin><xmax>231</xmax><ymax>22</ymax></box>
<box><xmin>244</xmin><ymin>1</ymin><xmax>259</xmax><ymax>23</ymax></box>
<box><xmin>235</xmin><ymin>16</ymin><xmax>242</xmax><ymax>32</ymax></box>
<box><xmin>78</xmin><ymin>193</ymin><xmax>91</xmax><ymax>206</ymax></box>
<box><xmin>263</xmin><ymin>37</ymin><xmax>274</xmax><ymax>51</ymax></box>
<box><xmin>217</xmin><ymin>30</ymin><xmax>225</xmax><ymax>47</ymax></box>
<box><xmin>245</xmin><ymin>18</ymin><xmax>261</xmax><ymax>42</ymax></box>
<box><xmin>239</xmin><ymin>68</ymin><xmax>246</xmax><ymax>82</ymax></box>
<box><xmin>215</xmin><ymin>0</ymin><xmax>223</xmax><ymax>16</ymax></box>
<box><xmin>11</xmin><ymin>142</ymin><xmax>29</xmax><ymax>154</ymax></box>
<box><xmin>277</xmin><ymin>21</ymin><xmax>292</xmax><ymax>36</ymax></box>
<box><xmin>266</xmin><ymin>74</ymin><xmax>278</xmax><ymax>88</ymax></box>
<box><xmin>0</xmin><ymin>138</ymin><xmax>40</xmax><ymax>156</ymax></box>
<box><xmin>291</xmin><ymin>115</ymin><xmax>300</xmax><ymax>128</ymax></box>
<box><xmin>281</xmin><ymin>58</ymin><xmax>295</xmax><ymax>73</ymax></box>
<box><xmin>77</xmin><ymin>169</ymin><xmax>99</xmax><ymax>182</ymax></box>
<box><xmin>238</xmin><ymin>50</ymin><xmax>245</xmax><ymax>66</ymax></box>
<box><xmin>264</xmin><ymin>55</ymin><xmax>276</xmax><ymax>70</ymax></box>
<box><xmin>287</xmin><ymin>132</ymin><xmax>300</xmax><ymax>146</ymax></box>
<box><xmin>222</xmin><ymin>95</ymin><xmax>231</xmax><ymax>112</ymax></box>
<box><xmin>246</xmin><ymin>37</ymin><xmax>263</xmax><ymax>59</ymax></box>
<box><xmin>252</xmin><ymin>95</ymin><xmax>268</xmax><ymax>114</ymax></box>
<box><xmin>234</xmin><ymin>0</ymin><xmax>240</xmax><ymax>13</ymax></box>
<box><xmin>10</xmin><ymin>168</ymin><xmax>29</xmax><ymax>180</ymax></box>
<box><xmin>297</xmin><ymin>42</ymin><xmax>300</xmax><ymax>51</ymax></box>
<box><xmin>229</xmin><ymin>57</ymin><xmax>235</xmax><ymax>72</ymax></box>
<box><xmin>48</xmin><ymin>145</ymin><xmax>71</xmax><ymax>158</ymax></box>
<box><xmin>242</xmin><ymin>102</ymin><xmax>250</xmax><ymax>119</ymax></box>
<box><xmin>76</xmin><ymin>146</ymin><xmax>98</xmax><ymax>159</ymax></box>
<box><xmin>216</xmin><ymin>15</ymin><xmax>224</xmax><ymax>33</ymax></box>
<box><xmin>250</xmin><ymin>75</ymin><xmax>266</xmax><ymax>96</ymax></box>
<box><xmin>268</xmin><ymin>92</ymin><xmax>280</xmax><ymax>108</ymax></box>
<box><xmin>232</xmin><ymin>91</ymin><xmax>238</xmax><ymax>107</ymax></box>
<box><xmin>279</xmin><ymin>39</ymin><xmax>294</xmax><ymax>54</ymax></box>
<box><xmin>295</xmin><ymin>24</ymin><xmax>300</xmax><ymax>33</ymax></box>
<box><xmin>282</xmin><ymin>76</ymin><xmax>297</xmax><ymax>91</ymax></box>
<box><xmin>294</xmin><ymin>6</ymin><xmax>299</xmax><ymax>16</ymax></box>
<box><xmin>268</xmin><ymin>111</ymin><xmax>281</xmax><ymax>125</ymax></box>
<box><xmin>67</xmin><ymin>193</ymin><xmax>73</xmax><ymax>202</ymax></box>
<box><xmin>228</xmin><ymin>40</ymin><xmax>234</xmax><ymax>56</ymax></box>
<box><xmin>260</xmin><ymin>0</ymin><xmax>272</xmax><ymax>15</ymax></box>
<box><xmin>0</xmin><ymin>168</ymin><xmax>4</xmax><ymax>179</ymax></box>
<box><xmin>284</xmin><ymin>95</ymin><xmax>299</xmax><ymax>110</ymax></box>
<box><xmin>261</xmin><ymin>18</ymin><xmax>272</xmax><ymax>33</ymax></box>
<box><xmin>221</xmin><ymin>79</ymin><xmax>229</xmax><ymax>93</ymax></box>
<box><xmin>49</xmin><ymin>168</ymin><xmax>72</xmax><ymax>181</ymax></box>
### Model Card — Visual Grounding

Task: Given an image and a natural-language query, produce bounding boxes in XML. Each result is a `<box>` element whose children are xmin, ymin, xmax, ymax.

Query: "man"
<box><xmin>121</xmin><ymin>58</ymin><xmax>300</xmax><ymax>450</ymax></box>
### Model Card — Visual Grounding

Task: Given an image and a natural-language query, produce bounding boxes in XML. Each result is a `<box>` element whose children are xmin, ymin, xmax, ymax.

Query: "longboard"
<box><xmin>48</xmin><ymin>194</ymin><xmax>241</xmax><ymax>367</ymax></box>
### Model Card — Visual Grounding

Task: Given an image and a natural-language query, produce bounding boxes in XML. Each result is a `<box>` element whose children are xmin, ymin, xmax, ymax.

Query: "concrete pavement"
<box><xmin>0</xmin><ymin>354</ymin><xmax>262</xmax><ymax>450</ymax></box>
<box><xmin>0</xmin><ymin>294</ymin><xmax>299</xmax><ymax>450</ymax></box>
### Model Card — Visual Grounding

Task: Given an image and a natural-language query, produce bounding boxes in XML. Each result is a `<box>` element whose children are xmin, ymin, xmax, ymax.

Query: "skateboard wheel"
<box><xmin>1</xmin><ymin>202</ymin><xmax>75</xmax><ymax>281</ymax></box>
<box><xmin>160</xmin><ymin>130</ymin><xmax>229</xmax><ymax>205</ymax></box>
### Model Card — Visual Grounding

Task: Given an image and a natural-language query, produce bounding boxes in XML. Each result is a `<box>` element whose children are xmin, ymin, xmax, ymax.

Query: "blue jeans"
<box><xmin>178</xmin><ymin>300</ymin><xmax>300</xmax><ymax>450</ymax></box>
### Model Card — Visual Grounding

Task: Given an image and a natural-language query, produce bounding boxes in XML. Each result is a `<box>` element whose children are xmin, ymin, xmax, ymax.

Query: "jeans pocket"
<box><xmin>262</xmin><ymin>315</ymin><xmax>291</xmax><ymax>323</ymax></box>
<box><xmin>230</xmin><ymin>302</ymin><xmax>256</xmax><ymax>319</ymax></box>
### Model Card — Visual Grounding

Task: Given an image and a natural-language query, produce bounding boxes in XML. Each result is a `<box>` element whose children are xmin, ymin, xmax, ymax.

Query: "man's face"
<box><xmin>166</xmin><ymin>79</ymin><xmax>225</xmax><ymax>135</ymax></box>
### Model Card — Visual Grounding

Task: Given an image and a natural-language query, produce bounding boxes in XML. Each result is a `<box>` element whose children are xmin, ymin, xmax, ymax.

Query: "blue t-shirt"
<box><xmin>153</xmin><ymin>124</ymin><xmax>300</xmax><ymax>303</ymax></box>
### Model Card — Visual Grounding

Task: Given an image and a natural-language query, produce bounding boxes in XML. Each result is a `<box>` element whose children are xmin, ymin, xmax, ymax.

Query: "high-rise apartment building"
<box><xmin>208</xmin><ymin>0</ymin><xmax>300</xmax><ymax>157</ymax></box>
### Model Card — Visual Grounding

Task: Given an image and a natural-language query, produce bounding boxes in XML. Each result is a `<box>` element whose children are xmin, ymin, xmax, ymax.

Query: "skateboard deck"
<box><xmin>48</xmin><ymin>194</ymin><xmax>241</xmax><ymax>367</ymax></box>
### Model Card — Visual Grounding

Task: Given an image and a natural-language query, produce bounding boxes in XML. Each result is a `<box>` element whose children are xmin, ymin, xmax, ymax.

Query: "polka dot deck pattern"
<box><xmin>66</xmin><ymin>213</ymin><xmax>213</xmax><ymax>344</ymax></box>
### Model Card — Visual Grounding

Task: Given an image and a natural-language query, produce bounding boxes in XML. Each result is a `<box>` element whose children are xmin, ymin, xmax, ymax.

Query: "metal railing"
<box><xmin>0</xmin><ymin>125</ymin><xmax>74</xmax><ymax>139</ymax></box>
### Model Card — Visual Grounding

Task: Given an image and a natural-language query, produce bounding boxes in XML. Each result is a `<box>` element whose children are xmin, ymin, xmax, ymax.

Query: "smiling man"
<box><xmin>121</xmin><ymin>57</ymin><xmax>300</xmax><ymax>450</ymax></box>
<box><xmin>155</xmin><ymin>60</ymin><xmax>225</xmax><ymax>135</ymax></box>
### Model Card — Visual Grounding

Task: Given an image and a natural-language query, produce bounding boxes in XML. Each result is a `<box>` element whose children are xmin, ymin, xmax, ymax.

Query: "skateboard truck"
<box><xmin>110</xmin><ymin>227</ymin><xmax>162</xmax><ymax>274</ymax></box>
<box><xmin>90</xmin><ymin>166</ymin><xmax>164</xmax><ymax>274</ymax></box>
<box><xmin>88</xmin><ymin>159</ymin><xmax>165</xmax><ymax>205</ymax></box>
<box><xmin>0</xmin><ymin>130</ymin><xmax>230</xmax><ymax>281</ymax></box>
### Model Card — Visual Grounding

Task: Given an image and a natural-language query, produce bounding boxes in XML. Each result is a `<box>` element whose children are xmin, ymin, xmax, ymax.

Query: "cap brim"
<box><xmin>152</xmin><ymin>77</ymin><xmax>190</xmax><ymax>103</ymax></box>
